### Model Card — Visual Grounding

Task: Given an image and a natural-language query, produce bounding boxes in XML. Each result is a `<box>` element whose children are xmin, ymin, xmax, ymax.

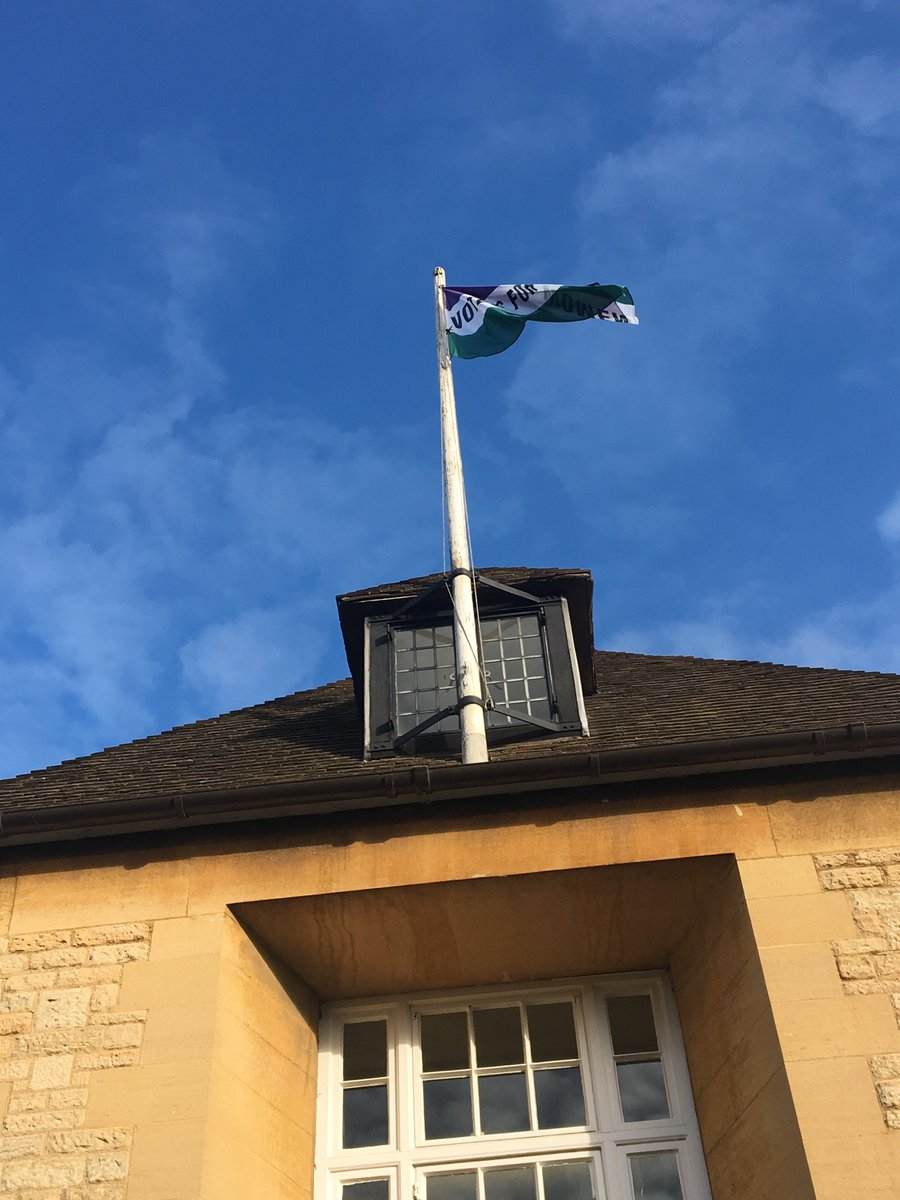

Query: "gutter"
<box><xmin>1</xmin><ymin>719</ymin><xmax>899</xmax><ymax>849</ymax></box>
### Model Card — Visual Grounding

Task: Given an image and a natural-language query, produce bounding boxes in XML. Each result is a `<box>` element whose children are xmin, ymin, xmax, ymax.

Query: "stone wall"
<box><xmin>816</xmin><ymin>848</ymin><xmax>900</xmax><ymax>1130</ymax></box>
<box><xmin>0</xmin><ymin>919</ymin><xmax>150</xmax><ymax>1198</ymax></box>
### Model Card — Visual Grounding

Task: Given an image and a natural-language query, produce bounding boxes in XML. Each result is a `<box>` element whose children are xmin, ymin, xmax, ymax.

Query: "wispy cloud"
<box><xmin>0</xmin><ymin>135</ymin><xmax>433</xmax><ymax>778</ymax></box>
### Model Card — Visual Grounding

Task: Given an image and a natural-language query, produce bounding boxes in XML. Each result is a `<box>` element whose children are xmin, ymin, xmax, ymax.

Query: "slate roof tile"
<box><xmin>0</xmin><ymin>649</ymin><xmax>898</xmax><ymax>816</ymax></box>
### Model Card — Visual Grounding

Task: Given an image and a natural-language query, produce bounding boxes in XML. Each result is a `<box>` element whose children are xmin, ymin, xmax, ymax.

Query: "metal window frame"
<box><xmin>364</xmin><ymin>597</ymin><xmax>587</xmax><ymax>759</ymax></box>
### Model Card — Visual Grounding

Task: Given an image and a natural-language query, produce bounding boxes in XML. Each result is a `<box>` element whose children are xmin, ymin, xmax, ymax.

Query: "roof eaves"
<box><xmin>1</xmin><ymin>718</ymin><xmax>898</xmax><ymax>849</ymax></box>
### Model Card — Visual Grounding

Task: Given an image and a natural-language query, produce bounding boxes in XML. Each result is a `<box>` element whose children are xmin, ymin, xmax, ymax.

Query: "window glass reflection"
<box><xmin>473</xmin><ymin>1007</ymin><xmax>523</xmax><ymax>1067</ymax></box>
<box><xmin>541</xmin><ymin>1161</ymin><xmax>594</xmax><ymax>1200</ymax></box>
<box><xmin>607</xmin><ymin>996</ymin><xmax>658</xmax><ymax>1056</ymax></box>
<box><xmin>478</xmin><ymin>1072</ymin><xmax>530</xmax><ymax>1133</ymax></box>
<box><xmin>343</xmin><ymin>1021</ymin><xmax>387</xmax><ymax>1082</ymax></box>
<box><xmin>343</xmin><ymin>1181</ymin><xmax>389</xmax><ymax>1200</ymax></box>
<box><xmin>526</xmin><ymin>1003</ymin><xmax>578</xmax><ymax>1063</ymax></box>
<box><xmin>628</xmin><ymin>1152</ymin><xmax>684</xmax><ymax>1200</ymax></box>
<box><xmin>483</xmin><ymin>1165</ymin><xmax>536</xmax><ymax>1200</ymax></box>
<box><xmin>617</xmin><ymin>1061</ymin><xmax>669</xmax><ymax>1123</ymax></box>
<box><xmin>422</xmin><ymin>1011</ymin><xmax>470</xmax><ymax>1073</ymax></box>
<box><xmin>427</xmin><ymin>1173</ymin><xmax>478</xmax><ymax>1200</ymax></box>
<box><xmin>343</xmin><ymin>1085</ymin><xmax>388</xmax><ymax>1148</ymax></box>
<box><xmin>534</xmin><ymin>1067</ymin><xmax>586</xmax><ymax>1128</ymax></box>
<box><xmin>423</xmin><ymin>1077</ymin><xmax>473</xmax><ymax>1140</ymax></box>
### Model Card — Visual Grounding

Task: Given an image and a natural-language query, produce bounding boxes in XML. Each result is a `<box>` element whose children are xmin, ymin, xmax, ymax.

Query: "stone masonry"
<box><xmin>0</xmin><ymin>919</ymin><xmax>150</xmax><ymax>1199</ymax></box>
<box><xmin>816</xmin><ymin>848</ymin><xmax>900</xmax><ymax>1131</ymax></box>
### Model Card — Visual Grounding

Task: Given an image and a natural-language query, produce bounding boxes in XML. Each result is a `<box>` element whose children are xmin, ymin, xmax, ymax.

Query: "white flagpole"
<box><xmin>434</xmin><ymin>266</ymin><xmax>489</xmax><ymax>765</ymax></box>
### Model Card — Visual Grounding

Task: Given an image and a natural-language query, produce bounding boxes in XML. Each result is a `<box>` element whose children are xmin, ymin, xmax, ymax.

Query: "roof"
<box><xmin>2</xmin><ymin>648</ymin><xmax>899</xmax><ymax>825</ymax></box>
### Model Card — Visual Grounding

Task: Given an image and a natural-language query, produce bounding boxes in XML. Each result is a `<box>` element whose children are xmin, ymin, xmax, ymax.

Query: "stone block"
<box><xmin>70</xmin><ymin>924</ymin><xmax>150</xmax><ymax>948</ymax></box>
<box><xmin>819</xmin><ymin>866</ymin><xmax>885</xmax><ymax>890</ymax></box>
<box><xmin>88</xmin><ymin>985</ymin><xmax>119</xmax><ymax>1013</ymax></box>
<box><xmin>0</xmin><ymin>993</ymin><xmax>36</xmax><ymax>1014</ymax></box>
<box><xmin>47</xmin><ymin>1129</ymin><xmax>130</xmax><ymax>1154</ymax></box>
<box><xmin>772</xmin><ymin>994</ymin><xmax>900</xmax><ymax>1062</ymax></box>
<box><xmin>870</xmin><ymin>1052</ymin><xmax>900</xmax><ymax>1079</ymax></box>
<box><xmin>149</xmin><ymin>915</ymin><xmax>224</xmax><ymax>961</ymax></box>
<box><xmin>738</xmin><ymin>855</ymin><xmax>821</xmax><ymax>899</ymax></box>
<box><xmin>758</xmin><ymin>943</ymin><xmax>845</xmax><ymax>1002</ymax></box>
<box><xmin>31</xmin><ymin>1055</ymin><xmax>73</xmax><ymax>1091</ymax></box>
<box><xmin>28</xmin><ymin>950</ymin><xmax>90</xmax><ymax>971</ymax></box>
<box><xmin>1</xmin><ymin>1155</ymin><xmax>85</xmax><ymax>1189</ymax></box>
<box><xmin>838</xmin><ymin>957</ymin><xmax>876</xmax><ymax>980</ymax></box>
<box><xmin>747</xmin><ymin>891</ymin><xmax>858</xmax><ymax>947</ymax></box>
<box><xmin>0</xmin><ymin>1012</ymin><xmax>33</xmax><ymax>1035</ymax></box>
<box><xmin>0</xmin><ymin>1133</ymin><xmax>44</xmax><ymax>1159</ymax></box>
<box><xmin>73</xmin><ymin>1051</ymin><xmax>139</xmax><ymax>1073</ymax></box>
<box><xmin>86</xmin><ymin>1151</ymin><xmax>129</xmax><ymax>1182</ymax></box>
<box><xmin>34</xmin><ymin>989</ymin><xmax>92</xmax><ymax>1031</ymax></box>
<box><xmin>88</xmin><ymin>944</ymin><xmax>150</xmax><ymax>966</ymax></box>
<box><xmin>45</xmin><ymin>1087</ymin><xmax>87</xmax><ymax>1110</ymax></box>
<box><xmin>3</xmin><ymin>1110</ymin><xmax>80</xmax><ymax>1133</ymax></box>
<box><xmin>7</xmin><ymin>933</ymin><xmax>73</xmax><ymax>954</ymax></box>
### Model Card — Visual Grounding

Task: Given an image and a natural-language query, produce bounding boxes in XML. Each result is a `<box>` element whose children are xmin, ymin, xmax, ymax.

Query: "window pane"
<box><xmin>478</xmin><ymin>1071</ymin><xmax>530</xmax><ymax>1133</ymax></box>
<box><xmin>343</xmin><ymin>1182</ymin><xmax>389</xmax><ymax>1200</ymax></box>
<box><xmin>527</xmin><ymin>1002</ymin><xmax>578</xmax><ymax>1062</ymax></box>
<box><xmin>343</xmin><ymin>1085</ymin><xmax>388</xmax><ymax>1148</ymax></box>
<box><xmin>541</xmin><ymin>1162</ymin><xmax>594</xmax><ymax>1200</ymax></box>
<box><xmin>343</xmin><ymin>1021</ymin><xmax>387</xmax><ymax>1081</ymax></box>
<box><xmin>617</xmin><ymin>1061</ymin><xmax>669</xmax><ymax>1122</ymax></box>
<box><xmin>473</xmin><ymin>1007</ymin><xmax>523</xmax><ymax>1067</ymax></box>
<box><xmin>534</xmin><ymin>1067</ymin><xmax>586</xmax><ymax>1128</ymax></box>
<box><xmin>483</xmin><ymin>1165</ymin><xmax>536</xmax><ymax>1200</ymax></box>
<box><xmin>607</xmin><ymin>995</ymin><xmax>659</xmax><ymax>1056</ymax></box>
<box><xmin>628</xmin><ymin>1152</ymin><xmax>684</xmax><ymax>1200</ymax></box>
<box><xmin>421</xmin><ymin>1011</ymin><xmax>469</xmax><ymax>1072</ymax></box>
<box><xmin>423</xmin><ymin>1077</ymin><xmax>472</xmax><ymax>1140</ymax></box>
<box><xmin>427</xmin><ymin>1173</ymin><xmax>478</xmax><ymax>1200</ymax></box>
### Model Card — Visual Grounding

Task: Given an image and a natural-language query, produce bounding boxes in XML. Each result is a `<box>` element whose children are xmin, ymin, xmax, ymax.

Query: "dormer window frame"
<box><xmin>363</xmin><ymin>583</ymin><xmax>588</xmax><ymax>760</ymax></box>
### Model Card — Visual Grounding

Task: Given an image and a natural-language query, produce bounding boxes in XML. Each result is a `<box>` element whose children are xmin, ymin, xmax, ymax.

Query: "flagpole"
<box><xmin>434</xmin><ymin>266</ymin><xmax>489</xmax><ymax>765</ymax></box>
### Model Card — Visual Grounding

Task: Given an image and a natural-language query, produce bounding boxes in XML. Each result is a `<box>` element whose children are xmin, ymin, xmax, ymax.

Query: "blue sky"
<box><xmin>2</xmin><ymin>1</ymin><xmax>899</xmax><ymax>779</ymax></box>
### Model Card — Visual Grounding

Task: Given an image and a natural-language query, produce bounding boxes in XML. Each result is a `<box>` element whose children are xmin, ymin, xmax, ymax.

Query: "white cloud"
<box><xmin>0</xmin><ymin>136</ymin><xmax>434</xmax><ymax>778</ymax></box>
<box><xmin>553</xmin><ymin>0</ymin><xmax>731</xmax><ymax>46</ymax></box>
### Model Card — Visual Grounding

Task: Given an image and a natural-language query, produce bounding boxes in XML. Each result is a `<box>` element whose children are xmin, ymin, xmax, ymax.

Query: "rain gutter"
<box><xmin>2</xmin><ymin>720</ymin><xmax>899</xmax><ymax>848</ymax></box>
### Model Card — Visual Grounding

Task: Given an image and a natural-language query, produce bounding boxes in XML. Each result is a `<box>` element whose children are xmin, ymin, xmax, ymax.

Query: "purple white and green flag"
<box><xmin>443</xmin><ymin>283</ymin><xmax>638</xmax><ymax>360</ymax></box>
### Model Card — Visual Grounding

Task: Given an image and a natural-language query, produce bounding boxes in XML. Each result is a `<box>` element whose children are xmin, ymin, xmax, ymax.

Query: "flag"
<box><xmin>443</xmin><ymin>283</ymin><xmax>638</xmax><ymax>360</ymax></box>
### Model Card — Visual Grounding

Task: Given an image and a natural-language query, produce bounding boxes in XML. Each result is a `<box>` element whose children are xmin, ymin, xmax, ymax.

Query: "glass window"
<box><xmin>364</xmin><ymin>596</ymin><xmax>587</xmax><ymax>757</ymax></box>
<box><xmin>319</xmin><ymin>978</ymin><xmax>710</xmax><ymax>1200</ymax></box>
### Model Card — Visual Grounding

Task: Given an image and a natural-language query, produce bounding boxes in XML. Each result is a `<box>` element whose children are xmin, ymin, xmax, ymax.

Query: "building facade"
<box><xmin>0</xmin><ymin>569</ymin><xmax>899</xmax><ymax>1199</ymax></box>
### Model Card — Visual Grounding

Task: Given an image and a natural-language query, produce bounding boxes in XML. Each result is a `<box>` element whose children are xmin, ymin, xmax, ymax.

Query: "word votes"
<box><xmin>448</xmin><ymin>285</ymin><xmax>627</xmax><ymax>331</ymax></box>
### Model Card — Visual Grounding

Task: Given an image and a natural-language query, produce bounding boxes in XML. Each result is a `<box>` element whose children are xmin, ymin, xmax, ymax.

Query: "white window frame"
<box><xmin>316</xmin><ymin>973</ymin><xmax>711</xmax><ymax>1200</ymax></box>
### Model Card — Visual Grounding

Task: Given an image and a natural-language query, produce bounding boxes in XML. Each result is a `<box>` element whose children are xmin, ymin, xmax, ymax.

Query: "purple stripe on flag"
<box><xmin>444</xmin><ymin>286</ymin><xmax>496</xmax><ymax>307</ymax></box>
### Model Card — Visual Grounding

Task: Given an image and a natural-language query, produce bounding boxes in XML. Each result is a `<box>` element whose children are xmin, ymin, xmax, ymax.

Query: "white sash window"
<box><xmin>316</xmin><ymin>975</ymin><xmax>711</xmax><ymax>1200</ymax></box>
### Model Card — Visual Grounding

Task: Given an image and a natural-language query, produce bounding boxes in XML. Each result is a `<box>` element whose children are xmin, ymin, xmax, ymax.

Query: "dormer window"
<box><xmin>337</xmin><ymin>568</ymin><xmax>597</xmax><ymax>763</ymax></box>
<box><xmin>364</xmin><ymin>588</ymin><xmax>588</xmax><ymax>758</ymax></box>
